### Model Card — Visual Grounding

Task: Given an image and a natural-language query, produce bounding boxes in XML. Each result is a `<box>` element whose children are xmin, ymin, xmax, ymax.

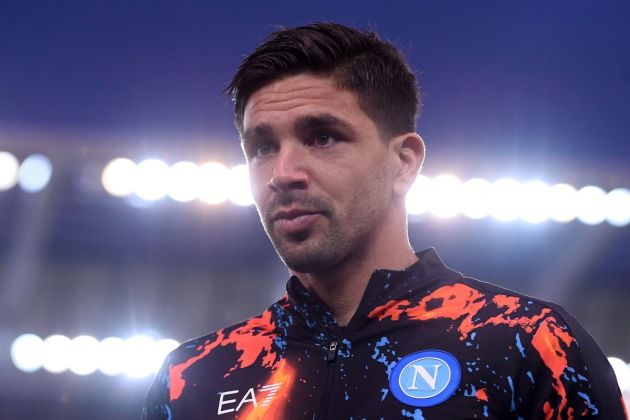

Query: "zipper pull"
<box><xmin>327</xmin><ymin>340</ymin><xmax>338</xmax><ymax>362</ymax></box>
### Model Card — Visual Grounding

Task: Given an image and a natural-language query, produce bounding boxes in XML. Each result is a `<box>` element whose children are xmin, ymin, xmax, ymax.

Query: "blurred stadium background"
<box><xmin>1</xmin><ymin>1</ymin><xmax>629</xmax><ymax>418</ymax></box>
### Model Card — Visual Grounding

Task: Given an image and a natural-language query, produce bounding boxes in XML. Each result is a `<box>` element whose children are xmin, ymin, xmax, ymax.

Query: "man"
<box><xmin>144</xmin><ymin>23</ymin><xmax>626</xmax><ymax>419</ymax></box>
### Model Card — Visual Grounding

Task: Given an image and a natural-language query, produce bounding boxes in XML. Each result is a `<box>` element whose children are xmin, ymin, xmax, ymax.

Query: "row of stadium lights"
<box><xmin>2</xmin><ymin>151</ymin><xmax>630</xmax><ymax>226</ymax></box>
<box><xmin>9</xmin><ymin>333</ymin><xmax>630</xmax><ymax>394</ymax></box>
<box><xmin>10</xmin><ymin>333</ymin><xmax>179</xmax><ymax>378</ymax></box>
<box><xmin>102</xmin><ymin>157</ymin><xmax>630</xmax><ymax>226</ymax></box>
<box><xmin>0</xmin><ymin>152</ymin><xmax>53</xmax><ymax>193</ymax></box>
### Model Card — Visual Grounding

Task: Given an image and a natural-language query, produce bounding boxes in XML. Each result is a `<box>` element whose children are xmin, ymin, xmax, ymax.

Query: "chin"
<box><xmin>276</xmin><ymin>243</ymin><xmax>340</xmax><ymax>274</ymax></box>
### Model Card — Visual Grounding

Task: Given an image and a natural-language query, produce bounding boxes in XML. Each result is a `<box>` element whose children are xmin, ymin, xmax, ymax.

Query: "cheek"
<box><xmin>249</xmin><ymin>169</ymin><xmax>270</xmax><ymax>202</ymax></box>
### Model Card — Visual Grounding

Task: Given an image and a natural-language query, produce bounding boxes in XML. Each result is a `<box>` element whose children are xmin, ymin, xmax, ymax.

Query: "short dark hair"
<box><xmin>226</xmin><ymin>22</ymin><xmax>421</xmax><ymax>140</ymax></box>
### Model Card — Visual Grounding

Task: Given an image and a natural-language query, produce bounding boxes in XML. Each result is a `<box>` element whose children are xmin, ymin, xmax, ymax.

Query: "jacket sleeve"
<box><xmin>142</xmin><ymin>356</ymin><xmax>173</xmax><ymax>420</ymax></box>
<box><xmin>517</xmin><ymin>308</ymin><xmax>627</xmax><ymax>419</ymax></box>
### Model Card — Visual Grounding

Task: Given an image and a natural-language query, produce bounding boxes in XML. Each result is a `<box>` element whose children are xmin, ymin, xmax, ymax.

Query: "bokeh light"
<box><xmin>98</xmin><ymin>337</ymin><xmax>128</xmax><ymax>376</ymax></box>
<box><xmin>228</xmin><ymin>164</ymin><xmax>255</xmax><ymax>206</ymax></box>
<box><xmin>42</xmin><ymin>335</ymin><xmax>72</xmax><ymax>374</ymax></box>
<box><xmin>124</xmin><ymin>335</ymin><xmax>158</xmax><ymax>378</ymax></box>
<box><xmin>430</xmin><ymin>175</ymin><xmax>463</xmax><ymax>218</ymax></box>
<box><xmin>69</xmin><ymin>335</ymin><xmax>100</xmax><ymax>376</ymax></box>
<box><xmin>198</xmin><ymin>162</ymin><xmax>229</xmax><ymax>205</ymax></box>
<box><xmin>461</xmin><ymin>178</ymin><xmax>492</xmax><ymax>220</ymax></box>
<box><xmin>576</xmin><ymin>186</ymin><xmax>607</xmax><ymax>226</ymax></box>
<box><xmin>489</xmin><ymin>178</ymin><xmax>522</xmax><ymax>222</ymax></box>
<box><xmin>519</xmin><ymin>181</ymin><xmax>552</xmax><ymax>224</ymax></box>
<box><xmin>134</xmin><ymin>159</ymin><xmax>170</xmax><ymax>201</ymax></box>
<box><xmin>10</xmin><ymin>334</ymin><xmax>44</xmax><ymax>373</ymax></box>
<box><xmin>101</xmin><ymin>158</ymin><xmax>137</xmax><ymax>197</ymax></box>
<box><xmin>0</xmin><ymin>151</ymin><xmax>20</xmax><ymax>191</ymax></box>
<box><xmin>406</xmin><ymin>175</ymin><xmax>433</xmax><ymax>215</ymax></box>
<box><xmin>18</xmin><ymin>154</ymin><xmax>53</xmax><ymax>193</ymax></box>
<box><xmin>606</xmin><ymin>188</ymin><xmax>630</xmax><ymax>227</ymax></box>
<box><xmin>608</xmin><ymin>357</ymin><xmax>630</xmax><ymax>393</ymax></box>
<box><xmin>548</xmin><ymin>183</ymin><xmax>578</xmax><ymax>223</ymax></box>
<box><xmin>168</xmin><ymin>161</ymin><xmax>200</xmax><ymax>203</ymax></box>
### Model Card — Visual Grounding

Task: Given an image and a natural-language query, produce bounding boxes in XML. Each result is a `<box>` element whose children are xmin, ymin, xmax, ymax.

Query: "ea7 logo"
<box><xmin>217</xmin><ymin>383</ymin><xmax>282</xmax><ymax>415</ymax></box>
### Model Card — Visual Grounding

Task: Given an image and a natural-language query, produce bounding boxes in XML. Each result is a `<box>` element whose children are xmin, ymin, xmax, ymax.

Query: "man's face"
<box><xmin>242</xmin><ymin>73</ymin><xmax>395</xmax><ymax>273</ymax></box>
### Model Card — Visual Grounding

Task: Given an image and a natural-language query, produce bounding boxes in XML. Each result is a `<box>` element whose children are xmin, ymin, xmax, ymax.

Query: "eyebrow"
<box><xmin>241</xmin><ymin>123</ymin><xmax>274</xmax><ymax>145</ymax></box>
<box><xmin>293</xmin><ymin>113</ymin><xmax>355</xmax><ymax>135</ymax></box>
<box><xmin>242</xmin><ymin>113</ymin><xmax>356</xmax><ymax>145</ymax></box>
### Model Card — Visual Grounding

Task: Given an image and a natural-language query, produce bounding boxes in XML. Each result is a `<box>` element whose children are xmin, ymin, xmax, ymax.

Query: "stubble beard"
<box><xmin>259</xmin><ymin>172</ymin><xmax>390</xmax><ymax>275</ymax></box>
<box><xmin>259</xmin><ymin>192</ymin><xmax>343</xmax><ymax>273</ymax></box>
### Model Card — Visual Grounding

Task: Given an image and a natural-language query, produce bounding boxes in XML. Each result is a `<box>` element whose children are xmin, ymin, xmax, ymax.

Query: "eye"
<box><xmin>311</xmin><ymin>132</ymin><xmax>338</xmax><ymax>148</ymax></box>
<box><xmin>247</xmin><ymin>141</ymin><xmax>277</xmax><ymax>160</ymax></box>
<box><xmin>255</xmin><ymin>143</ymin><xmax>276</xmax><ymax>157</ymax></box>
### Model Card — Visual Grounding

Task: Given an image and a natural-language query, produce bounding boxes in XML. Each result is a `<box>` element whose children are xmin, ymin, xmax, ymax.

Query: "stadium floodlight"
<box><xmin>198</xmin><ymin>162</ymin><xmax>230</xmax><ymax>205</ymax></box>
<box><xmin>0</xmin><ymin>151</ymin><xmax>20</xmax><ymax>191</ymax></box>
<box><xmin>102</xmin><ymin>158</ymin><xmax>137</xmax><ymax>197</ymax></box>
<box><xmin>228</xmin><ymin>164</ymin><xmax>255</xmax><ymax>206</ymax></box>
<box><xmin>168</xmin><ymin>161</ymin><xmax>200</xmax><ymax>203</ymax></box>
<box><xmin>10</xmin><ymin>334</ymin><xmax>44</xmax><ymax>373</ymax></box>
<box><xmin>548</xmin><ymin>183</ymin><xmax>578</xmax><ymax>223</ymax></box>
<box><xmin>461</xmin><ymin>178</ymin><xmax>492</xmax><ymax>220</ymax></box>
<box><xmin>134</xmin><ymin>159</ymin><xmax>170</xmax><ymax>201</ymax></box>
<box><xmin>608</xmin><ymin>357</ymin><xmax>630</xmax><ymax>393</ymax></box>
<box><xmin>42</xmin><ymin>335</ymin><xmax>72</xmax><ymax>374</ymax></box>
<box><xmin>519</xmin><ymin>181</ymin><xmax>552</xmax><ymax>224</ymax></box>
<box><xmin>124</xmin><ymin>335</ymin><xmax>157</xmax><ymax>378</ymax></box>
<box><xmin>489</xmin><ymin>178</ymin><xmax>522</xmax><ymax>222</ymax></box>
<box><xmin>406</xmin><ymin>175</ymin><xmax>433</xmax><ymax>215</ymax></box>
<box><xmin>151</xmin><ymin>339</ymin><xmax>180</xmax><ymax>372</ymax></box>
<box><xmin>98</xmin><ymin>336</ymin><xmax>127</xmax><ymax>376</ymax></box>
<box><xmin>18</xmin><ymin>154</ymin><xmax>53</xmax><ymax>193</ymax></box>
<box><xmin>69</xmin><ymin>335</ymin><xmax>100</xmax><ymax>376</ymax></box>
<box><xmin>430</xmin><ymin>175</ymin><xmax>463</xmax><ymax>218</ymax></box>
<box><xmin>576</xmin><ymin>186</ymin><xmax>607</xmax><ymax>225</ymax></box>
<box><xmin>605</xmin><ymin>188</ymin><xmax>630</xmax><ymax>227</ymax></box>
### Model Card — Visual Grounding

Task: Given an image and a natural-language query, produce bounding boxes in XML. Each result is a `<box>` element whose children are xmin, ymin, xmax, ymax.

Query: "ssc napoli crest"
<box><xmin>389</xmin><ymin>350</ymin><xmax>461</xmax><ymax>407</ymax></box>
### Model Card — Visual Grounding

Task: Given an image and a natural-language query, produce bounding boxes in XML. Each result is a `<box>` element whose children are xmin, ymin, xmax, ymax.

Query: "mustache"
<box><xmin>263</xmin><ymin>191</ymin><xmax>333</xmax><ymax>219</ymax></box>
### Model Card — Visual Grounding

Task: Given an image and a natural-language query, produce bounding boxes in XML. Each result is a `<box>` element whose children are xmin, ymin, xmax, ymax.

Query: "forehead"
<box><xmin>242</xmin><ymin>73</ymin><xmax>375</xmax><ymax>132</ymax></box>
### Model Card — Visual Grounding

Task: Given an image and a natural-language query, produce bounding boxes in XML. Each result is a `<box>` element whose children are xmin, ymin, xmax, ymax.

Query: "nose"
<box><xmin>268</xmin><ymin>145</ymin><xmax>309</xmax><ymax>192</ymax></box>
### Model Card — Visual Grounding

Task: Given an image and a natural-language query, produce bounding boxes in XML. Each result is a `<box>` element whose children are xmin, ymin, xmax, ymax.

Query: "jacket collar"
<box><xmin>285</xmin><ymin>248</ymin><xmax>462</xmax><ymax>332</ymax></box>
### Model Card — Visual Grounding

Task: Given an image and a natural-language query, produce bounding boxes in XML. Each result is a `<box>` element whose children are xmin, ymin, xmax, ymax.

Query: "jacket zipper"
<box><xmin>316</xmin><ymin>339</ymin><xmax>339</xmax><ymax>419</ymax></box>
<box><xmin>326</xmin><ymin>340</ymin><xmax>338</xmax><ymax>361</ymax></box>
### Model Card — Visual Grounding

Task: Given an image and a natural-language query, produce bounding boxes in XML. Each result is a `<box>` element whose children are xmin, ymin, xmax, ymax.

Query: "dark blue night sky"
<box><xmin>2</xmin><ymin>0</ymin><xmax>629</xmax><ymax>174</ymax></box>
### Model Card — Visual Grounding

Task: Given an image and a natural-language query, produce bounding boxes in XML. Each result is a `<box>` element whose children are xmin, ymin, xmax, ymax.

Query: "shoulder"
<box><xmin>452</xmin><ymin>275</ymin><xmax>590</xmax><ymax>345</ymax></box>
<box><xmin>454</xmin><ymin>276</ymin><xmax>625</xmax><ymax>418</ymax></box>
<box><xmin>165</xmin><ymin>294</ymin><xmax>291</xmax><ymax>378</ymax></box>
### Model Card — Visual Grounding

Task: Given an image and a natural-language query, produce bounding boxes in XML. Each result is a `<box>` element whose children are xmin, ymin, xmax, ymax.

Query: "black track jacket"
<box><xmin>144</xmin><ymin>249</ymin><xmax>627</xmax><ymax>419</ymax></box>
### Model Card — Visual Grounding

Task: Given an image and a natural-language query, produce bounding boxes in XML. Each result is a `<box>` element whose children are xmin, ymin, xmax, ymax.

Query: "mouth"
<box><xmin>272</xmin><ymin>208</ymin><xmax>322</xmax><ymax>235</ymax></box>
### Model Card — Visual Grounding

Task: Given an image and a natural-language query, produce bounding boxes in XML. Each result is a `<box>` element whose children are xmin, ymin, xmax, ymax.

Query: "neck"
<box><xmin>289</xmin><ymin>209</ymin><xmax>417</xmax><ymax>326</ymax></box>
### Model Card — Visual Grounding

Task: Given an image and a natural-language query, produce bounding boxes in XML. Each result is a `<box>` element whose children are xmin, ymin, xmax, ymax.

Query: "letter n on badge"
<box><xmin>389</xmin><ymin>350</ymin><xmax>461</xmax><ymax>408</ymax></box>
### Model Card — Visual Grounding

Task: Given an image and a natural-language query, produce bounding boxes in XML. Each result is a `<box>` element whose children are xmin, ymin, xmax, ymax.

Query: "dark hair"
<box><xmin>226</xmin><ymin>22</ymin><xmax>421</xmax><ymax>140</ymax></box>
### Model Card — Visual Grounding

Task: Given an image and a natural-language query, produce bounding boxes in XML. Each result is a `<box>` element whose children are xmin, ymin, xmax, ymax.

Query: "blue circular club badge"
<box><xmin>389</xmin><ymin>349</ymin><xmax>461</xmax><ymax>408</ymax></box>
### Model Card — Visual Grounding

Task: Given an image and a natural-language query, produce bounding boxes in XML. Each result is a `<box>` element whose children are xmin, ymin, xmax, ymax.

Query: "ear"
<box><xmin>389</xmin><ymin>132</ymin><xmax>425</xmax><ymax>197</ymax></box>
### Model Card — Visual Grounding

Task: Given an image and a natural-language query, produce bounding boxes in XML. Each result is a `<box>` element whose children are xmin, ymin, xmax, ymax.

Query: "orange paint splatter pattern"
<box><xmin>492</xmin><ymin>294</ymin><xmax>520</xmax><ymax>314</ymax></box>
<box><xmin>239</xmin><ymin>359</ymin><xmax>295</xmax><ymax>419</ymax></box>
<box><xmin>531</xmin><ymin>316</ymin><xmax>575</xmax><ymax>420</ymax></box>
<box><xmin>369</xmin><ymin>282</ymin><xmax>589</xmax><ymax>418</ymax></box>
<box><xmin>404</xmin><ymin>284</ymin><xmax>486</xmax><ymax>339</ymax></box>
<box><xmin>169</xmin><ymin>330</ymin><xmax>225</xmax><ymax>401</ymax></box>
<box><xmin>368</xmin><ymin>299</ymin><xmax>410</xmax><ymax>321</ymax></box>
<box><xmin>223</xmin><ymin>309</ymin><xmax>279</xmax><ymax>375</ymax></box>
<box><xmin>168</xmin><ymin>309</ymin><xmax>281</xmax><ymax>401</ymax></box>
<box><xmin>476</xmin><ymin>388</ymin><xmax>489</xmax><ymax>402</ymax></box>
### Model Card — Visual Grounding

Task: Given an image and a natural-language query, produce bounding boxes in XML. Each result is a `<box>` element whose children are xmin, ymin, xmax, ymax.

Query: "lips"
<box><xmin>272</xmin><ymin>208</ymin><xmax>321</xmax><ymax>235</ymax></box>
